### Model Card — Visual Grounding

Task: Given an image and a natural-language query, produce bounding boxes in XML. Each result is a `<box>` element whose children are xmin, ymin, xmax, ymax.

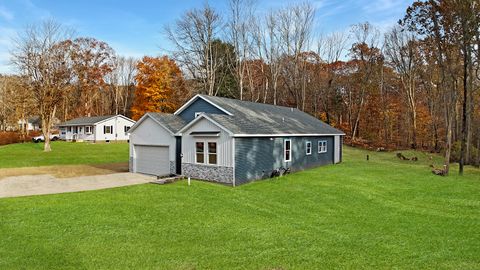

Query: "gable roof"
<box><xmin>174</xmin><ymin>94</ymin><xmax>233</xmax><ymax>116</ymax></box>
<box><xmin>58</xmin><ymin>115</ymin><xmax>135</xmax><ymax>126</ymax></box>
<box><xmin>128</xmin><ymin>112</ymin><xmax>186</xmax><ymax>135</ymax></box>
<box><xmin>148</xmin><ymin>113</ymin><xmax>186</xmax><ymax>134</ymax></box>
<box><xmin>194</xmin><ymin>95</ymin><xmax>345</xmax><ymax>136</ymax></box>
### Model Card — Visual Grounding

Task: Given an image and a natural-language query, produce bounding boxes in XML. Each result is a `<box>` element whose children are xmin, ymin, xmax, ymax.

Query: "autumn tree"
<box><xmin>69</xmin><ymin>37</ymin><xmax>116</xmax><ymax>117</ymax></box>
<box><xmin>131</xmin><ymin>56</ymin><xmax>187</xmax><ymax>120</ymax></box>
<box><xmin>11</xmin><ymin>20</ymin><xmax>74</xmax><ymax>152</ymax></box>
<box><xmin>402</xmin><ymin>0</ymin><xmax>480</xmax><ymax>174</ymax></box>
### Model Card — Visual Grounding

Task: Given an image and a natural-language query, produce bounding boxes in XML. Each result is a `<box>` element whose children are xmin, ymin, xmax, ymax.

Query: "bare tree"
<box><xmin>165</xmin><ymin>3</ymin><xmax>223</xmax><ymax>96</ymax></box>
<box><xmin>227</xmin><ymin>0</ymin><xmax>257</xmax><ymax>100</ymax></box>
<box><xmin>11</xmin><ymin>20</ymin><xmax>74</xmax><ymax>152</ymax></box>
<box><xmin>384</xmin><ymin>26</ymin><xmax>420</xmax><ymax>148</ymax></box>
<box><xmin>317</xmin><ymin>31</ymin><xmax>348</xmax><ymax>123</ymax></box>
<box><xmin>277</xmin><ymin>2</ymin><xmax>315</xmax><ymax>109</ymax></box>
<box><xmin>349</xmin><ymin>22</ymin><xmax>381</xmax><ymax>141</ymax></box>
<box><xmin>107</xmin><ymin>56</ymin><xmax>137</xmax><ymax>116</ymax></box>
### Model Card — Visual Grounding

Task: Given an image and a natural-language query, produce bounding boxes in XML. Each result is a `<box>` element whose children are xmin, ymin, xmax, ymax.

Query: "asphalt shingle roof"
<box><xmin>58</xmin><ymin>115</ymin><xmax>115</xmax><ymax>126</ymax></box>
<box><xmin>199</xmin><ymin>95</ymin><xmax>344</xmax><ymax>135</ymax></box>
<box><xmin>148</xmin><ymin>112</ymin><xmax>186</xmax><ymax>134</ymax></box>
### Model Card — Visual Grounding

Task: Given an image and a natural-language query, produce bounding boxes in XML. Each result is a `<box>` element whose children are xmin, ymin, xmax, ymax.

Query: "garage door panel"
<box><xmin>135</xmin><ymin>145</ymin><xmax>170</xmax><ymax>176</ymax></box>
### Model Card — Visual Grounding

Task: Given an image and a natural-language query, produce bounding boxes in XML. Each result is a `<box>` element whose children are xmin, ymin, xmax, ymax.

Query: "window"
<box><xmin>195</xmin><ymin>142</ymin><xmax>205</xmax><ymax>164</ymax></box>
<box><xmin>284</xmin><ymin>139</ymin><xmax>292</xmax><ymax>162</ymax></box>
<box><xmin>85</xmin><ymin>126</ymin><xmax>92</xmax><ymax>134</ymax></box>
<box><xmin>208</xmin><ymin>142</ymin><xmax>217</xmax><ymax>165</ymax></box>
<box><xmin>73</xmin><ymin>126</ymin><xmax>78</xmax><ymax>133</ymax></box>
<box><xmin>104</xmin><ymin>125</ymin><xmax>113</xmax><ymax>134</ymax></box>
<box><xmin>67</xmin><ymin>127</ymin><xmax>71</xmax><ymax>132</ymax></box>
<box><xmin>318</xmin><ymin>141</ymin><xmax>327</xmax><ymax>153</ymax></box>
<box><xmin>124</xmin><ymin>126</ymin><xmax>131</xmax><ymax>132</ymax></box>
<box><xmin>306</xmin><ymin>141</ymin><xmax>312</xmax><ymax>155</ymax></box>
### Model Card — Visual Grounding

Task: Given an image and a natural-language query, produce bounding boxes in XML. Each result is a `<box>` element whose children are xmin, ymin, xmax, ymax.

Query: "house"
<box><xmin>58</xmin><ymin>115</ymin><xmax>135</xmax><ymax>142</ymax></box>
<box><xmin>17</xmin><ymin>116</ymin><xmax>60</xmax><ymax>131</ymax></box>
<box><xmin>128</xmin><ymin>95</ymin><xmax>345</xmax><ymax>186</ymax></box>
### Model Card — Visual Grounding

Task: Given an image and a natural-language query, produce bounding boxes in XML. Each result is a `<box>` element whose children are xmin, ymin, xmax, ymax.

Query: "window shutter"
<box><xmin>110</xmin><ymin>125</ymin><xmax>113</xmax><ymax>134</ymax></box>
<box><xmin>103</xmin><ymin>126</ymin><xmax>106</xmax><ymax>134</ymax></box>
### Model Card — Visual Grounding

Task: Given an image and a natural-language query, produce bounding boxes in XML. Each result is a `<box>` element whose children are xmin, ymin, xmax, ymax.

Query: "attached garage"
<box><xmin>134</xmin><ymin>145</ymin><xmax>170</xmax><ymax>176</ymax></box>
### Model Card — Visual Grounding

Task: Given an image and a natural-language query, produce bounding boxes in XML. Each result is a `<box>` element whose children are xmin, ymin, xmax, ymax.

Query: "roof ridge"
<box><xmin>199</xmin><ymin>94</ymin><xmax>297</xmax><ymax>111</ymax></box>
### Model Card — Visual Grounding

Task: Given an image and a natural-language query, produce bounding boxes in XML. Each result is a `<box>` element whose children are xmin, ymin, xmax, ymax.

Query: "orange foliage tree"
<box><xmin>131</xmin><ymin>56</ymin><xmax>187</xmax><ymax>120</ymax></box>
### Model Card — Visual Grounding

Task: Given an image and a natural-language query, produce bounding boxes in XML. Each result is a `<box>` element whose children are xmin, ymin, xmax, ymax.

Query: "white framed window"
<box><xmin>195</xmin><ymin>142</ymin><xmax>205</xmax><ymax>164</ymax></box>
<box><xmin>284</xmin><ymin>139</ymin><xmax>292</xmax><ymax>162</ymax></box>
<box><xmin>306</xmin><ymin>141</ymin><xmax>312</xmax><ymax>155</ymax></box>
<box><xmin>207</xmin><ymin>142</ymin><xmax>217</xmax><ymax>165</ymax></box>
<box><xmin>85</xmin><ymin>126</ymin><xmax>92</xmax><ymax>134</ymax></box>
<box><xmin>318</xmin><ymin>141</ymin><xmax>327</xmax><ymax>153</ymax></box>
<box><xmin>124</xmin><ymin>126</ymin><xmax>131</xmax><ymax>132</ymax></box>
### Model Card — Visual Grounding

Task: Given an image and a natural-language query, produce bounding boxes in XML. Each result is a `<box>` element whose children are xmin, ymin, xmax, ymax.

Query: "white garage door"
<box><xmin>135</xmin><ymin>145</ymin><xmax>170</xmax><ymax>176</ymax></box>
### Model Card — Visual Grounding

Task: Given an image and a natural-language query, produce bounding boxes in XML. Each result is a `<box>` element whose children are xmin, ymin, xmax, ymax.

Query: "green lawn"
<box><xmin>0</xmin><ymin>147</ymin><xmax>479</xmax><ymax>269</ymax></box>
<box><xmin>0</xmin><ymin>141</ymin><xmax>128</xmax><ymax>168</ymax></box>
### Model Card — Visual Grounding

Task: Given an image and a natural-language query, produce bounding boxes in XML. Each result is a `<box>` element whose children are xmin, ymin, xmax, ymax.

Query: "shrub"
<box><xmin>0</xmin><ymin>131</ymin><xmax>38</xmax><ymax>145</ymax></box>
<box><xmin>450</xmin><ymin>141</ymin><xmax>479</xmax><ymax>164</ymax></box>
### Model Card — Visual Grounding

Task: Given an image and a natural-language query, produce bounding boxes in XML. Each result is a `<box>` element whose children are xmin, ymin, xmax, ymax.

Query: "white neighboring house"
<box><xmin>18</xmin><ymin>116</ymin><xmax>41</xmax><ymax>131</ymax></box>
<box><xmin>58</xmin><ymin>115</ymin><xmax>136</xmax><ymax>142</ymax></box>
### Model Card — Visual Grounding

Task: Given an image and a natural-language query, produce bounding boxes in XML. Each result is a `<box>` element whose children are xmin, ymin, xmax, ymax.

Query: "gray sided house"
<box><xmin>128</xmin><ymin>95</ymin><xmax>344</xmax><ymax>186</ymax></box>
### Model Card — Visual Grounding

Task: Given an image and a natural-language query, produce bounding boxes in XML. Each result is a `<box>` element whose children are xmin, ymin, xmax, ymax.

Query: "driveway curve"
<box><xmin>0</xmin><ymin>173</ymin><xmax>154</xmax><ymax>198</ymax></box>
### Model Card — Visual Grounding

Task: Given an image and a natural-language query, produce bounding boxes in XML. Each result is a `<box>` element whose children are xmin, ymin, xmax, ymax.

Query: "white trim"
<box><xmin>306</xmin><ymin>141</ymin><xmax>312</xmax><ymax>155</ymax></box>
<box><xmin>234</xmin><ymin>133</ymin><xmax>345</xmax><ymax>137</ymax></box>
<box><xmin>318</xmin><ymin>140</ymin><xmax>327</xmax><ymax>153</ymax></box>
<box><xmin>232</xmin><ymin>137</ymin><xmax>236</xmax><ymax>187</ymax></box>
<box><xmin>60</xmin><ymin>114</ymin><xmax>135</xmax><ymax>127</ymax></box>
<box><xmin>284</xmin><ymin>139</ymin><xmax>292</xmax><ymax>162</ymax></box>
<box><xmin>175</xmin><ymin>113</ymin><xmax>234</xmax><ymax>136</ymax></box>
<box><xmin>195</xmin><ymin>141</ymin><xmax>205</xmax><ymax>164</ymax></box>
<box><xmin>95</xmin><ymin>114</ymin><xmax>136</xmax><ymax>126</ymax></box>
<box><xmin>206</xmin><ymin>141</ymin><xmax>217</xmax><ymax>165</ymax></box>
<box><xmin>173</xmin><ymin>94</ymin><xmax>233</xmax><ymax>116</ymax></box>
<box><xmin>128</xmin><ymin>113</ymin><xmax>175</xmax><ymax>135</ymax></box>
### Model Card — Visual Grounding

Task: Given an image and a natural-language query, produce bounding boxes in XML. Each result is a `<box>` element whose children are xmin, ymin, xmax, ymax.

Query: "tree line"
<box><xmin>0</xmin><ymin>0</ymin><xmax>478</xmax><ymax>174</ymax></box>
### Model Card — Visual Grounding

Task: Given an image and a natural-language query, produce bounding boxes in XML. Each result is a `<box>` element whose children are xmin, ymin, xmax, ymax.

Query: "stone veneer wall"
<box><xmin>182</xmin><ymin>163</ymin><xmax>234</xmax><ymax>184</ymax></box>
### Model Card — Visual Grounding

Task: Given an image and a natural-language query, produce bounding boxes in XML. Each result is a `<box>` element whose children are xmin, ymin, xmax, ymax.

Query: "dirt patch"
<box><xmin>0</xmin><ymin>162</ymin><xmax>129</xmax><ymax>179</ymax></box>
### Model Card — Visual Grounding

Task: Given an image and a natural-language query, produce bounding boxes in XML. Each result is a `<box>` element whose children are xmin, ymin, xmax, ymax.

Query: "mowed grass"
<box><xmin>0</xmin><ymin>141</ymin><xmax>128</xmax><ymax>168</ymax></box>
<box><xmin>0</xmin><ymin>147</ymin><xmax>479</xmax><ymax>269</ymax></box>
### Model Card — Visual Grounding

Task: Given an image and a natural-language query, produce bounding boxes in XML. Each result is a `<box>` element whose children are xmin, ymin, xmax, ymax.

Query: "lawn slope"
<box><xmin>0</xmin><ymin>141</ymin><xmax>128</xmax><ymax>168</ymax></box>
<box><xmin>0</xmin><ymin>147</ymin><xmax>479</xmax><ymax>269</ymax></box>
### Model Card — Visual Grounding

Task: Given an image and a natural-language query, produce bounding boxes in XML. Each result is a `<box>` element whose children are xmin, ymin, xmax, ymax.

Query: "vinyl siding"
<box><xmin>181</xmin><ymin>118</ymin><xmax>233</xmax><ymax>167</ymax></box>
<box><xmin>129</xmin><ymin>117</ymin><xmax>176</xmax><ymax>163</ymax></box>
<box><xmin>234</xmin><ymin>136</ymin><xmax>335</xmax><ymax>185</ymax></box>
<box><xmin>177</xmin><ymin>98</ymin><xmax>227</xmax><ymax>122</ymax></box>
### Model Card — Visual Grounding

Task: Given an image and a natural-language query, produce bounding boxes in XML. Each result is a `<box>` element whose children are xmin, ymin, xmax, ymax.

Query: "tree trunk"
<box><xmin>476</xmin><ymin>128</ymin><xmax>480</xmax><ymax>168</ymax></box>
<box><xmin>444</xmin><ymin>111</ymin><xmax>454</xmax><ymax>175</ymax></box>
<box><xmin>459</xmin><ymin>48</ymin><xmax>468</xmax><ymax>175</ymax></box>
<box><xmin>42</xmin><ymin>106</ymin><xmax>56</xmax><ymax>152</ymax></box>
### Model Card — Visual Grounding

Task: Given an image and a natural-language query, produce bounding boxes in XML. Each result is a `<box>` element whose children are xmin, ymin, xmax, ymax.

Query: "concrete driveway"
<box><xmin>0</xmin><ymin>173</ymin><xmax>154</xmax><ymax>198</ymax></box>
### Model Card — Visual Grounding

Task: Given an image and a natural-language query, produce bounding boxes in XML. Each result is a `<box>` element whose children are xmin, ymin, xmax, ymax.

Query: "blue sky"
<box><xmin>0</xmin><ymin>0</ymin><xmax>413</xmax><ymax>74</ymax></box>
